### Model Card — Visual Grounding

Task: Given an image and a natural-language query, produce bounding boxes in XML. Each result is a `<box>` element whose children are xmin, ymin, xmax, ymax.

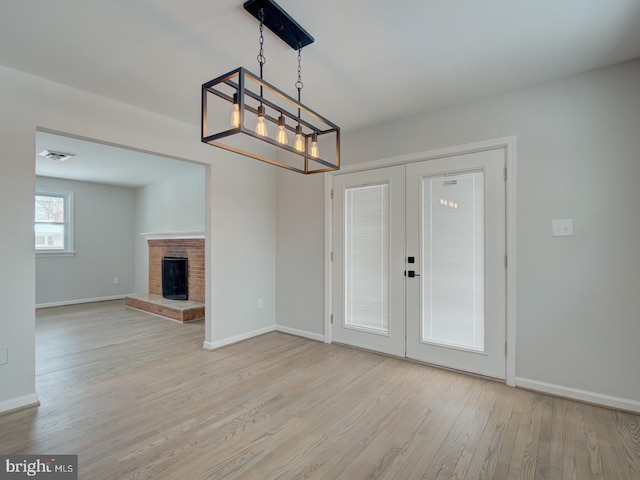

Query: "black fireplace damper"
<box><xmin>162</xmin><ymin>257</ymin><xmax>188</xmax><ymax>300</ymax></box>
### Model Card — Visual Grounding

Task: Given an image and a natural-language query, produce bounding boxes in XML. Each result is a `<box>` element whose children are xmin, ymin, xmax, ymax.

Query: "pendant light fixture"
<box><xmin>201</xmin><ymin>0</ymin><xmax>340</xmax><ymax>174</ymax></box>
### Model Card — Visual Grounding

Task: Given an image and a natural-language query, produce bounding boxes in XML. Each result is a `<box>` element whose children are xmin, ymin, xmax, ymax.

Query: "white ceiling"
<box><xmin>35</xmin><ymin>132</ymin><xmax>203</xmax><ymax>188</ymax></box>
<box><xmin>3</xmin><ymin>1</ymin><xmax>640</xmax><ymax>184</ymax></box>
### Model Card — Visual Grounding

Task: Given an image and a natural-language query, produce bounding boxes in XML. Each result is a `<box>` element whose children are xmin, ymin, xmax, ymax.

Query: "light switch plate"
<box><xmin>552</xmin><ymin>219</ymin><xmax>573</xmax><ymax>237</ymax></box>
<box><xmin>0</xmin><ymin>346</ymin><xmax>7</xmax><ymax>365</ymax></box>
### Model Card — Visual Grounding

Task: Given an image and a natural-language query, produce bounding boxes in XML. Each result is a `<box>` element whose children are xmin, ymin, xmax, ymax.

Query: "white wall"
<box><xmin>276</xmin><ymin>170</ymin><xmax>326</xmax><ymax>338</ymax></box>
<box><xmin>0</xmin><ymin>65</ymin><xmax>276</xmax><ymax>412</ymax></box>
<box><xmin>207</xmin><ymin>156</ymin><xmax>276</xmax><ymax>346</ymax></box>
<box><xmin>276</xmin><ymin>59</ymin><xmax>640</xmax><ymax>409</ymax></box>
<box><xmin>35</xmin><ymin>177</ymin><xmax>135</xmax><ymax>306</ymax></box>
<box><xmin>134</xmin><ymin>170</ymin><xmax>205</xmax><ymax>294</ymax></box>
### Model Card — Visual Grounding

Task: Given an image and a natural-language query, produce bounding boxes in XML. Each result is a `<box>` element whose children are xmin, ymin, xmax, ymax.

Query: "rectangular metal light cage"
<box><xmin>202</xmin><ymin>67</ymin><xmax>340</xmax><ymax>174</ymax></box>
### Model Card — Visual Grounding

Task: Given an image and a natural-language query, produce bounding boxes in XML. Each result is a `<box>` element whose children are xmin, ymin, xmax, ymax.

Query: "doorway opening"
<box><xmin>34</xmin><ymin>128</ymin><xmax>209</xmax><ymax>329</ymax></box>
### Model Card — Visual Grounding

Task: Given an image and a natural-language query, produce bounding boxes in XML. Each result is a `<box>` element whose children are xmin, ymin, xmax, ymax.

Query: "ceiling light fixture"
<box><xmin>201</xmin><ymin>0</ymin><xmax>340</xmax><ymax>174</ymax></box>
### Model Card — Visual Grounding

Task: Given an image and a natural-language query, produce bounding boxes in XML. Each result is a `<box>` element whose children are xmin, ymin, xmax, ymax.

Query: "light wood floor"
<box><xmin>1</xmin><ymin>301</ymin><xmax>639</xmax><ymax>479</ymax></box>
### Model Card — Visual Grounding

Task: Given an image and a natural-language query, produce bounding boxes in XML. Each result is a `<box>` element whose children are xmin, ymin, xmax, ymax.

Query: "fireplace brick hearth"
<box><xmin>126</xmin><ymin>293</ymin><xmax>204</xmax><ymax>323</ymax></box>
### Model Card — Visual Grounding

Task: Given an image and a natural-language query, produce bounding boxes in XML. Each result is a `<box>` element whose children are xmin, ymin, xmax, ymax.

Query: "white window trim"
<box><xmin>35</xmin><ymin>190</ymin><xmax>75</xmax><ymax>256</ymax></box>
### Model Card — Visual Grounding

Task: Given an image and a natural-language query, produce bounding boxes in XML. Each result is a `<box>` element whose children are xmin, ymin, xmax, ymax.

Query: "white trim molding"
<box><xmin>276</xmin><ymin>325</ymin><xmax>324</xmax><ymax>343</ymax></box>
<box><xmin>516</xmin><ymin>377</ymin><xmax>640</xmax><ymax>414</ymax></box>
<box><xmin>202</xmin><ymin>325</ymin><xmax>325</xmax><ymax>351</ymax></box>
<box><xmin>140</xmin><ymin>231</ymin><xmax>205</xmax><ymax>240</ymax></box>
<box><xmin>331</xmin><ymin>137</ymin><xmax>517</xmax><ymax>175</ymax></box>
<box><xmin>324</xmin><ymin>173</ymin><xmax>333</xmax><ymax>345</ymax></box>
<box><xmin>0</xmin><ymin>393</ymin><xmax>40</xmax><ymax>415</ymax></box>
<box><xmin>36</xmin><ymin>295</ymin><xmax>128</xmax><ymax>309</ymax></box>
<box><xmin>202</xmin><ymin>325</ymin><xmax>276</xmax><ymax>350</ymax></box>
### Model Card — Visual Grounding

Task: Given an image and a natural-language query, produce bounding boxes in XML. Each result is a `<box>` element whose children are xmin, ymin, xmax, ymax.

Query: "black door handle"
<box><xmin>404</xmin><ymin>270</ymin><xmax>420</xmax><ymax>277</ymax></box>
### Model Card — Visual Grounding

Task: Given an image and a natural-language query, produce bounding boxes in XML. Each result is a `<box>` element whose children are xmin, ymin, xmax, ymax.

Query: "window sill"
<box><xmin>36</xmin><ymin>251</ymin><xmax>77</xmax><ymax>257</ymax></box>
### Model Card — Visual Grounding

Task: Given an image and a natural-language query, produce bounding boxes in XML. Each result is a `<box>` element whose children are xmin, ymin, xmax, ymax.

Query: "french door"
<box><xmin>332</xmin><ymin>149</ymin><xmax>506</xmax><ymax>379</ymax></box>
<box><xmin>405</xmin><ymin>149</ymin><xmax>506</xmax><ymax>378</ymax></box>
<box><xmin>331</xmin><ymin>166</ymin><xmax>405</xmax><ymax>357</ymax></box>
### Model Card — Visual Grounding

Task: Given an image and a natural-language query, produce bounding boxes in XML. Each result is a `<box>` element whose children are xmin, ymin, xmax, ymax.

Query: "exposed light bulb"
<box><xmin>231</xmin><ymin>104</ymin><xmax>240</xmax><ymax>129</ymax></box>
<box><xmin>255</xmin><ymin>105</ymin><xmax>268</xmax><ymax>137</ymax></box>
<box><xmin>277</xmin><ymin>125</ymin><xmax>288</xmax><ymax>144</ymax></box>
<box><xmin>230</xmin><ymin>94</ymin><xmax>240</xmax><ymax>128</ymax></box>
<box><xmin>309</xmin><ymin>133</ymin><xmax>319</xmax><ymax>158</ymax></box>
<box><xmin>294</xmin><ymin>125</ymin><xmax>305</xmax><ymax>152</ymax></box>
<box><xmin>255</xmin><ymin>116</ymin><xmax>268</xmax><ymax>137</ymax></box>
<box><xmin>276</xmin><ymin>115</ymin><xmax>289</xmax><ymax>145</ymax></box>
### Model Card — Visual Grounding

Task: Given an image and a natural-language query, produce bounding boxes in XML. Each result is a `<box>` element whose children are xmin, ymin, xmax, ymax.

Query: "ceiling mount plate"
<box><xmin>243</xmin><ymin>0</ymin><xmax>314</xmax><ymax>50</ymax></box>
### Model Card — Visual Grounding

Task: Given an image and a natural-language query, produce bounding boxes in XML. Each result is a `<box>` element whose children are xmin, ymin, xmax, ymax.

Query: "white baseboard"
<box><xmin>0</xmin><ymin>393</ymin><xmax>40</xmax><ymax>415</ymax></box>
<box><xmin>202</xmin><ymin>325</ymin><xmax>276</xmax><ymax>350</ymax></box>
<box><xmin>202</xmin><ymin>325</ymin><xmax>325</xmax><ymax>351</ymax></box>
<box><xmin>516</xmin><ymin>377</ymin><xmax>640</xmax><ymax>413</ymax></box>
<box><xmin>275</xmin><ymin>325</ymin><xmax>324</xmax><ymax>342</ymax></box>
<box><xmin>36</xmin><ymin>295</ymin><xmax>128</xmax><ymax>309</ymax></box>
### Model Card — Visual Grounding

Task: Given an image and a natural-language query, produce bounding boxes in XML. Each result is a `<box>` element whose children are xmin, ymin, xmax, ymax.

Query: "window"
<box><xmin>35</xmin><ymin>192</ymin><xmax>73</xmax><ymax>253</ymax></box>
<box><xmin>344</xmin><ymin>183</ymin><xmax>390</xmax><ymax>334</ymax></box>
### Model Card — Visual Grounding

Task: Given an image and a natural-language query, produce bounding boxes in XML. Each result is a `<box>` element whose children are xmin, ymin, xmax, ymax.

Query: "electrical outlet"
<box><xmin>113</xmin><ymin>277</ymin><xmax>119</xmax><ymax>285</ymax></box>
<box><xmin>552</xmin><ymin>219</ymin><xmax>573</xmax><ymax>237</ymax></box>
<box><xmin>0</xmin><ymin>347</ymin><xmax>8</xmax><ymax>365</ymax></box>
<box><xmin>258</xmin><ymin>298</ymin><xmax>264</xmax><ymax>309</ymax></box>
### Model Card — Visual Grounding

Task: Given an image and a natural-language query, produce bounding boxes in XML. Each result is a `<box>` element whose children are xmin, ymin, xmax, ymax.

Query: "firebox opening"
<box><xmin>162</xmin><ymin>256</ymin><xmax>188</xmax><ymax>300</ymax></box>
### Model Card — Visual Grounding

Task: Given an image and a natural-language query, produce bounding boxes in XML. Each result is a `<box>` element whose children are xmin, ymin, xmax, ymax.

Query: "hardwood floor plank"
<box><xmin>0</xmin><ymin>300</ymin><xmax>638</xmax><ymax>479</ymax></box>
<box><xmin>492</xmin><ymin>390</ymin><xmax>525</xmax><ymax>479</ymax></box>
<box><xmin>461</xmin><ymin>382</ymin><xmax>517</xmax><ymax>480</ymax></box>
<box><xmin>572</xmin><ymin>400</ymin><xmax>592</xmax><ymax>480</ymax></box>
<box><xmin>403</xmin><ymin>376</ymin><xmax>486</xmax><ymax>479</ymax></box>
<box><xmin>533</xmin><ymin>394</ymin><xmax>554</xmax><ymax>479</ymax></box>
<box><xmin>615</xmin><ymin>410</ymin><xmax>640</xmax><ymax>478</ymax></box>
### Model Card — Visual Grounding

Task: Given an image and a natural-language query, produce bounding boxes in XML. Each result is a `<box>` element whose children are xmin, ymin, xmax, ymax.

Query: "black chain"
<box><xmin>295</xmin><ymin>46</ymin><xmax>303</xmax><ymax>102</ymax></box>
<box><xmin>257</xmin><ymin>8</ymin><xmax>266</xmax><ymax>79</ymax></box>
<box><xmin>295</xmin><ymin>45</ymin><xmax>303</xmax><ymax>121</ymax></box>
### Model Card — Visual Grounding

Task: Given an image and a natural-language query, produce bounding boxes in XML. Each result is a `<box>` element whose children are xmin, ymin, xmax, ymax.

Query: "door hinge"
<box><xmin>504</xmin><ymin>167</ymin><xmax>507</xmax><ymax>181</ymax></box>
<box><xmin>331</xmin><ymin>251</ymin><xmax>334</xmax><ymax>262</ymax></box>
<box><xmin>330</xmin><ymin>189</ymin><xmax>334</xmax><ymax>199</ymax></box>
<box><xmin>505</xmin><ymin>342</ymin><xmax>508</xmax><ymax>356</ymax></box>
<box><xmin>330</xmin><ymin>314</ymin><xmax>334</xmax><ymax>324</ymax></box>
<box><xmin>504</xmin><ymin>255</ymin><xmax>508</xmax><ymax>268</ymax></box>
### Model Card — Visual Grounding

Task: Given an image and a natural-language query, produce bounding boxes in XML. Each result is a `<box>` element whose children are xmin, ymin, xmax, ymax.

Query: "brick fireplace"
<box><xmin>126</xmin><ymin>237</ymin><xmax>205</xmax><ymax>323</ymax></box>
<box><xmin>148</xmin><ymin>239</ymin><xmax>205</xmax><ymax>302</ymax></box>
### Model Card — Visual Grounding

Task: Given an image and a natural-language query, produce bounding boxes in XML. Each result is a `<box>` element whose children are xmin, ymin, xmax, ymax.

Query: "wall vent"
<box><xmin>38</xmin><ymin>149</ymin><xmax>74</xmax><ymax>162</ymax></box>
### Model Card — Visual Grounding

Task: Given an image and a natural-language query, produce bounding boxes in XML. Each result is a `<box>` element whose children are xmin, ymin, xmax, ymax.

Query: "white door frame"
<box><xmin>324</xmin><ymin>137</ymin><xmax>517</xmax><ymax>386</ymax></box>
